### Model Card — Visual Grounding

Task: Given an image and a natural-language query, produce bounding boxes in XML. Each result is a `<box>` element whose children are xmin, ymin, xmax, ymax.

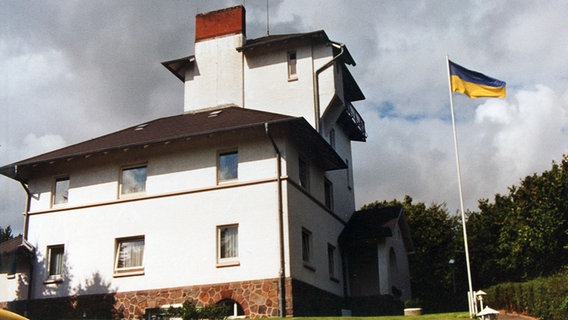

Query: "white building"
<box><xmin>0</xmin><ymin>6</ymin><xmax>413</xmax><ymax>319</ymax></box>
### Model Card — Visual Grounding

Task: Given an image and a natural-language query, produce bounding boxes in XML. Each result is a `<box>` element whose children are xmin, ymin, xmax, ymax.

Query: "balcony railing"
<box><xmin>340</xmin><ymin>102</ymin><xmax>367</xmax><ymax>141</ymax></box>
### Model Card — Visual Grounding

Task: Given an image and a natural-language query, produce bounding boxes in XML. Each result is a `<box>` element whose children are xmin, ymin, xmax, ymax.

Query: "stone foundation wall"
<box><xmin>114</xmin><ymin>277</ymin><xmax>291</xmax><ymax>319</ymax></box>
<box><xmin>5</xmin><ymin>277</ymin><xmax>354</xmax><ymax>319</ymax></box>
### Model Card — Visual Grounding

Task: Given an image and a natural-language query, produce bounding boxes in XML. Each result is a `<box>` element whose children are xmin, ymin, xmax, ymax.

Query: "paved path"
<box><xmin>497</xmin><ymin>311</ymin><xmax>539</xmax><ymax>319</ymax></box>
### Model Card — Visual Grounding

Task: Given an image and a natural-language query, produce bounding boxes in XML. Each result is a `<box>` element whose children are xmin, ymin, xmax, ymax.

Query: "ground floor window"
<box><xmin>217</xmin><ymin>225</ymin><xmax>239</xmax><ymax>266</ymax></box>
<box><xmin>47</xmin><ymin>245</ymin><xmax>64</xmax><ymax>282</ymax></box>
<box><xmin>302</xmin><ymin>228</ymin><xmax>313</xmax><ymax>269</ymax></box>
<box><xmin>114</xmin><ymin>236</ymin><xmax>145</xmax><ymax>276</ymax></box>
<box><xmin>217</xmin><ymin>299</ymin><xmax>245</xmax><ymax>318</ymax></box>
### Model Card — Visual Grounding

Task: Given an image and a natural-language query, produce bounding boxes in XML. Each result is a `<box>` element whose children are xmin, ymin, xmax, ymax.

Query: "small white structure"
<box><xmin>477</xmin><ymin>306</ymin><xmax>499</xmax><ymax>320</ymax></box>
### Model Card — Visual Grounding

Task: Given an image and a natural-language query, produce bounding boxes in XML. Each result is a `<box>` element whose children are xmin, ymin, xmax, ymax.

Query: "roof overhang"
<box><xmin>161</xmin><ymin>55</ymin><xmax>195</xmax><ymax>82</ymax></box>
<box><xmin>237</xmin><ymin>30</ymin><xmax>356</xmax><ymax>66</ymax></box>
<box><xmin>0</xmin><ymin>106</ymin><xmax>346</xmax><ymax>182</ymax></box>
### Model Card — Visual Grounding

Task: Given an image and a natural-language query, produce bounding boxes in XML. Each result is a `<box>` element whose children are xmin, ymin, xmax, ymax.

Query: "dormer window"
<box><xmin>288</xmin><ymin>50</ymin><xmax>298</xmax><ymax>81</ymax></box>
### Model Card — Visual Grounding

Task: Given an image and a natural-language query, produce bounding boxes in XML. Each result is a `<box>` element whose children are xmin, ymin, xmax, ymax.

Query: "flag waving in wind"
<box><xmin>449</xmin><ymin>60</ymin><xmax>506</xmax><ymax>98</ymax></box>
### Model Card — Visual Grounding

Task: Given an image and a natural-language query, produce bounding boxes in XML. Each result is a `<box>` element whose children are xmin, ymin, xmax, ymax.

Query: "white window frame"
<box><xmin>217</xmin><ymin>224</ymin><xmax>239</xmax><ymax>267</ymax></box>
<box><xmin>324</xmin><ymin>178</ymin><xmax>334</xmax><ymax>210</ymax></box>
<box><xmin>114</xmin><ymin>236</ymin><xmax>145</xmax><ymax>277</ymax></box>
<box><xmin>328</xmin><ymin>243</ymin><xmax>338</xmax><ymax>281</ymax></box>
<box><xmin>217</xmin><ymin>150</ymin><xmax>238</xmax><ymax>183</ymax></box>
<box><xmin>46</xmin><ymin>245</ymin><xmax>64</xmax><ymax>282</ymax></box>
<box><xmin>120</xmin><ymin>164</ymin><xmax>147</xmax><ymax>197</ymax></box>
<box><xmin>302</xmin><ymin>228</ymin><xmax>314</xmax><ymax>270</ymax></box>
<box><xmin>52</xmin><ymin>176</ymin><xmax>69</xmax><ymax>206</ymax></box>
<box><xmin>287</xmin><ymin>50</ymin><xmax>298</xmax><ymax>81</ymax></box>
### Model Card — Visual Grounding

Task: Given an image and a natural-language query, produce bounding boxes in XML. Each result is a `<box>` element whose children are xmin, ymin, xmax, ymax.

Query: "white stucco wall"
<box><xmin>184</xmin><ymin>34</ymin><xmax>245</xmax><ymax>111</ymax></box>
<box><xmin>0</xmin><ymin>272</ymin><xmax>28</xmax><ymax>302</ymax></box>
<box><xmin>24</xmin><ymin>130</ymin><xmax>293</xmax><ymax>299</ymax></box>
<box><xmin>183</xmin><ymin>35</ymin><xmax>339</xmax><ymax>131</ymax></box>
<box><xmin>243</xmin><ymin>41</ymin><xmax>336</xmax><ymax>130</ymax></box>
<box><xmin>283</xmin><ymin>142</ymin><xmax>347</xmax><ymax>297</ymax></box>
<box><xmin>377</xmin><ymin>225</ymin><xmax>412</xmax><ymax>301</ymax></box>
<box><xmin>27</xmin><ymin>182</ymin><xmax>284</xmax><ymax>297</ymax></box>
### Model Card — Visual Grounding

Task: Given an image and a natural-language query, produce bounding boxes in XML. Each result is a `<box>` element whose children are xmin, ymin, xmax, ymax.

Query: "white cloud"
<box><xmin>3</xmin><ymin>0</ymin><xmax>568</xmax><ymax>234</ymax></box>
<box><xmin>21</xmin><ymin>133</ymin><xmax>67</xmax><ymax>158</ymax></box>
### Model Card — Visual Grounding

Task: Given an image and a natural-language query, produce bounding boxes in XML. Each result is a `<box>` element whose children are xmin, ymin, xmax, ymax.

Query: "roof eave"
<box><xmin>0</xmin><ymin>115</ymin><xmax>330</xmax><ymax>181</ymax></box>
<box><xmin>161</xmin><ymin>55</ymin><xmax>195</xmax><ymax>82</ymax></box>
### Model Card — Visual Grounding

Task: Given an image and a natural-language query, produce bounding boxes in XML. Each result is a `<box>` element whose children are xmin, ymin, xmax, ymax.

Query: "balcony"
<box><xmin>338</xmin><ymin>102</ymin><xmax>367</xmax><ymax>142</ymax></box>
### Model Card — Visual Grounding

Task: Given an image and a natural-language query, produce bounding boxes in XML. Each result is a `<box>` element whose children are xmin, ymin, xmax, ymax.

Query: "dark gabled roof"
<box><xmin>340</xmin><ymin>205</ymin><xmax>415</xmax><ymax>253</ymax></box>
<box><xmin>237</xmin><ymin>30</ymin><xmax>356</xmax><ymax>66</ymax></box>
<box><xmin>162</xmin><ymin>30</ymin><xmax>361</xmax><ymax>84</ymax></box>
<box><xmin>1</xmin><ymin>106</ymin><xmax>346</xmax><ymax>181</ymax></box>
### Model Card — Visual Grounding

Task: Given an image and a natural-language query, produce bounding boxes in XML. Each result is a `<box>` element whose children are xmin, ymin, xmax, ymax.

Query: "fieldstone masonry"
<box><xmin>114</xmin><ymin>277</ymin><xmax>292</xmax><ymax>319</ymax></box>
<box><xmin>6</xmin><ymin>278</ymin><xmax>352</xmax><ymax>319</ymax></box>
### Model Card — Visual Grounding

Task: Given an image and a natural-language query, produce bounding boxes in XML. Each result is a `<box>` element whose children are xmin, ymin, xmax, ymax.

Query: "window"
<box><xmin>346</xmin><ymin>158</ymin><xmax>352</xmax><ymax>189</ymax></box>
<box><xmin>120</xmin><ymin>165</ymin><xmax>147</xmax><ymax>196</ymax></box>
<box><xmin>288</xmin><ymin>50</ymin><xmax>297</xmax><ymax>80</ymax></box>
<box><xmin>329</xmin><ymin>129</ymin><xmax>335</xmax><ymax>149</ymax></box>
<box><xmin>328</xmin><ymin>244</ymin><xmax>337</xmax><ymax>280</ymax></box>
<box><xmin>114</xmin><ymin>236</ymin><xmax>145</xmax><ymax>276</ymax></box>
<box><xmin>217</xmin><ymin>225</ymin><xmax>239</xmax><ymax>266</ymax></box>
<box><xmin>53</xmin><ymin>177</ymin><xmax>69</xmax><ymax>205</ymax></box>
<box><xmin>47</xmin><ymin>245</ymin><xmax>64</xmax><ymax>281</ymax></box>
<box><xmin>299</xmin><ymin>157</ymin><xmax>309</xmax><ymax>190</ymax></box>
<box><xmin>218</xmin><ymin>150</ymin><xmax>238</xmax><ymax>182</ymax></box>
<box><xmin>324</xmin><ymin>178</ymin><xmax>334</xmax><ymax>210</ymax></box>
<box><xmin>302</xmin><ymin>228</ymin><xmax>312</xmax><ymax>265</ymax></box>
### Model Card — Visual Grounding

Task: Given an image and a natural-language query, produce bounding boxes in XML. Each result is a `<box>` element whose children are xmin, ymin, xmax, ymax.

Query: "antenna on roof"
<box><xmin>266</xmin><ymin>0</ymin><xmax>270</xmax><ymax>36</ymax></box>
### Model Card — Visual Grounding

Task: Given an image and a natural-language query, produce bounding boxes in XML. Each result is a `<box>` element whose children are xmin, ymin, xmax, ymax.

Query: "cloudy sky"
<box><xmin>2</xmin><ymin>0</ymin><xmax>568</xmax><ymax>234</ymax></box>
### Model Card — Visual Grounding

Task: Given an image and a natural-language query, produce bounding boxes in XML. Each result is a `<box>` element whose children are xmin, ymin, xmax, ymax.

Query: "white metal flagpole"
<box><xmin>446</xmin><ymin>55</ymin><xmax>475</xmax><ymax>318</ymax></box>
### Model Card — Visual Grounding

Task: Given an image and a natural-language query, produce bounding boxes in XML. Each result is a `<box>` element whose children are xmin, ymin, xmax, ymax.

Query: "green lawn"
<box><xmin>280</xmin><ymin>312</ymin><xmax>471</xmax><ymax>320</ymax></box>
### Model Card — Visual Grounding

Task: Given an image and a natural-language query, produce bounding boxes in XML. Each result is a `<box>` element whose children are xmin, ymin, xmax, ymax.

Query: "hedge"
<box><xmin>484</xmin><ymin>267</ymin><xmax>568</xmax><ymax>320</ymax></box>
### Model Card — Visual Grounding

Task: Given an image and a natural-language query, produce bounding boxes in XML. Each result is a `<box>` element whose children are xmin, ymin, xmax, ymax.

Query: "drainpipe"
<box><xmin>14</xmin><ymin>166</ymin><xmax>32</xmax><ymax>241</ymax></box>
<box><xmin>15</xmin><ymin>165</ymin><xmax>34</xmax><ymax>311</ymax></box>
<box><xmin>265</xmin><ymin>123</ymin><xmax>286</xmax><ymax>317</ymax></box>
<box><xmin>313</xmin><ymin>41</ymin><xmax>345</xmax><ymax>134</ymax></box>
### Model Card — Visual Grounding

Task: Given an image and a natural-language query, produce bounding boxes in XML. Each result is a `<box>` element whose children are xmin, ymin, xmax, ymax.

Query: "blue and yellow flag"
<box><xmin>449</xmin><ymin>60</ymin><xmax>506</xmax><ymax>98</ymax></box>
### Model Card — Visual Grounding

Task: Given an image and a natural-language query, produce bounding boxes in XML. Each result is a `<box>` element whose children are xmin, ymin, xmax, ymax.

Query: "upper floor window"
<box><xmin>114</xmin><ymin>236</ymin><xmax>145</xmax><ymax>276</ymax></box>
<box><xmin>218</xmin><ymin>150</ymin><xmax>238</xmax><ymax>182</ymax></box>
<box><xmin>299</xmin><ymin>157</ymin><xmax>310</xmax><ymax>190</ymax></box>
<box><xmin>217</xmin><ymin>224</ymin><xmax>239</xmax><ymax>266</ymax></box>
<box><xmin>329</xmin><ymin>129</ymin><xmax>336</xmax><ymax>149</ymax></box>
<box><xmin>324</xmin><ymin>178</ymin><xmax>334</xmax><ymax>210</ymax></box>
<box><xmin>120</xmin><ymin>165</ymin><xmax>147</xmax><ymax>196</ymax></box>
<box><xmin>346</xmin><ymin>158</ymin><xmax>352</xmax><ymax>190</ymax></box>
<box><xmin>53</xmin><ymin>177</ymin><xmax>69</xmax><ymax>206</ymax></box>
<box><xmin>328</xmin><ymin>243</ymin><xmax>337</xmax><ymax>279</ymax></box>
<box><xmin>288</xmin><ymin>50</ymin><xmax>298</xmax><ymax>81</ymax></box>
<box><xmin>47</xmin><ymin>245</ymin><xmax>64</xmax><ymax>282</ymax></box>
<box><xmin>302</xmin><ymin>228</ymin><xmax>313</xmax><ymax>265</ymax></box>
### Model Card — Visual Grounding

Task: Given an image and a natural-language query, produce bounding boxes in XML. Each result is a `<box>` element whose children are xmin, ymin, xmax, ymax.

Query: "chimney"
<box><xmin>195</xmin><ymin>6</ymin><xmax>246</xmax><ymax>42</ymax></box>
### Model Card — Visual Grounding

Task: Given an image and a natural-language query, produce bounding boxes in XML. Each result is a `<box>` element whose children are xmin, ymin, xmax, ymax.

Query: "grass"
<box><xmin>278</xmin><ymin>312</ymin><xmax>471</xmax><ymax>320</ymax></box>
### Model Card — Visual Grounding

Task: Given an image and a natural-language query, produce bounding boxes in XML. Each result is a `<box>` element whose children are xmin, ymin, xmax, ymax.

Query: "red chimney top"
<box><xmin>195</xmin><ymin>6</ymin><xmax>246</xmax><ymax>42</ymax></box>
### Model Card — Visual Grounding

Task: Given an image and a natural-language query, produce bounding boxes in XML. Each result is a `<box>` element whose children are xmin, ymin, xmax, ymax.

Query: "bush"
<box><xmin>167</xmin><ymin>299</ymin><xmax>230</xmax><ymax>320</ymax></box>
<box><xmin>484</xmin><ymin>267</ymin><xmax>568</xmax><ymax>320</ymax></box>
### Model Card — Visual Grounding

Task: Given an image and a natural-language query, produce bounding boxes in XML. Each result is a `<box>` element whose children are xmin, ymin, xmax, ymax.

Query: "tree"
<box><xmin>0</xmin><ymin>225</ymin><xmax>14</xmax><ymax>243</ymax></box>
<box><xmin>469</xmin><ymin>155</ymin><xmax>568</xmax><ymax>285</ymax></box>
